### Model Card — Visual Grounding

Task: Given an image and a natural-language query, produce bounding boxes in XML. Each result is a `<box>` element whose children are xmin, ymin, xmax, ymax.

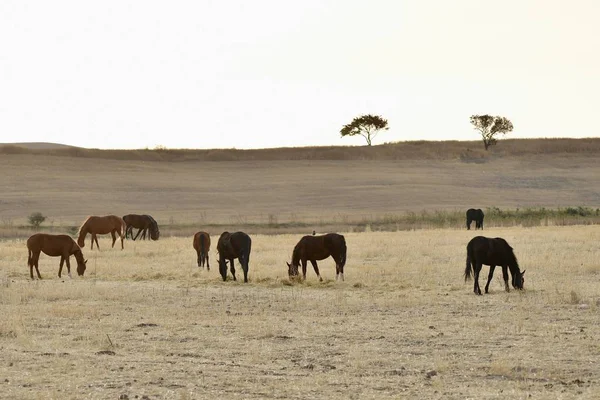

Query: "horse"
<box><xmin>287</xmin><ymin>233</ymin><xmax>347</xmax><ymax>281</ymax></box>
<box><xmin>217</xmin><ymin>231</ymin><xmax>252</xmax><ymax>282</ymax></box>
<box><xmin>77</xmin><ymin>215</ymin><xmax>126</xmax><ymax>250</ymax></box>
<box><xmin>193</xmin><ymin>231</ymin><xmax>211</xmax><ymax>269</ymax></box>
<box><xmin>123</xmin><ymin>214</ymin><xmax>160</xmax><ymax>241</ymax></box>
<box><xmin>464</xmin><ymin>236</ymin><xmax>525</xmax><ymax>295</ymax></box>
<box><xmin>27</xmin><ymin>233</ymin><xmax>87</xmax><ymax>279</ymax></box>
<box><xmin>466</xmin><ymin>208</ymin><xmax>485</xmax><ymax>230</ymax></box>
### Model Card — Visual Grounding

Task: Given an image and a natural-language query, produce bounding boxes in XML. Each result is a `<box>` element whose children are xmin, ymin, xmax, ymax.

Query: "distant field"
<box><xmin>0</xmin><ymin>226</ymin><xmax>599</xmax><ymax>399</ymax></box>
<box><xmin>1</xmin><ymin>139</ymin><xmax>599</xmax><ymax>235</ymax></box>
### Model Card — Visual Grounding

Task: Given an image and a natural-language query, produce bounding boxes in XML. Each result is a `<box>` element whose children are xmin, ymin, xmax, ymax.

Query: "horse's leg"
<box><xmin>59</xmin><ymin>255</ymin><xmax>65</xmax><ymax>278</ymax></box>
<box><xmin>309</xmin><ymin>260</ymin><xmax>322</xmax><ymax>282</ymax></box>
<box><xmin>484</xmin><ymin>265</ymin><xmax>495</xmax><ymax>294</ymax></box>
<box><xmin>502</xmin><ymin>266</ymin><xmax>510</xmax><ymax>292</ymax></box>
<box><xmin>29</xmin><ymin>250</ymin><xmax>38</xmax><ymax>280</ymax></box>
<box><xmin>301</xmin><ymin>259</ymin><xmax>308</xmax><ymax>280</ymax></box>
<box><xmin>473</xmin><ymin>263</ymin><xmax>482</xmax><ymax>295</ymax></box>
<box><xmin>142</xmin><ymin>229</ymin><xmax>147</xmax><ymax>240</ymax></box>
<box><xmin>33</xmin><ymin>252</ymin><xmax>42</xmax><ymax>279</ymax></box>
<box><xmin>65</xmin><ymin>255</ymin><xmax>72</xmax><ymax>278</ymax></box>
<box><xmin>241</xmin><ymin>257</ymin><xmax>249</xmax><ymax>283</ymax></box>
<box><xmin>120</xmin><ymin>230</ymin><xmax>124</xmax><ymax>249</ymax></box>
<box><xmin>133</xmin><ymin>229</ymin><xmax>142</xmax><ymax>240</ymax></box>
<box><xmin>467</xmin><ymin>219</ymin><xmax>471</xmax><ymax>230</ymax></box>
<box><xmin>111</xmin><ymin>231</ymin><xmax>117</xmax><ymax>248</ymax></box>
<box><xmin>229</xmin><ymin>259</ymin><xmax>237</xmax><ymax>281</ymax></box>
<box><xmin>92</xmin><ymin>234</ymin><xmax>100</xmax><ymax>250</ymax></box>
<box><xmin>206</xmin><ymin>253</ymin><xmax>210</xmax><ymax>271</ymax></box>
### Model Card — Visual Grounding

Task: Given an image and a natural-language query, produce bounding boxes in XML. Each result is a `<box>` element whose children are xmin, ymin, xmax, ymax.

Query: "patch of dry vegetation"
<box><xmin>1</xmin><ymin>226</ymin><xmax>600</xmax><ymax>399</ymax></box>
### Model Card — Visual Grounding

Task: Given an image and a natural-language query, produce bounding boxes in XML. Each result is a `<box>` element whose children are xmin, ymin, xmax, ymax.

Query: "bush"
<box><xmin>28</xmin><ymin>212</ymin><xmax>47</xmax><ymax>228</ymax></box>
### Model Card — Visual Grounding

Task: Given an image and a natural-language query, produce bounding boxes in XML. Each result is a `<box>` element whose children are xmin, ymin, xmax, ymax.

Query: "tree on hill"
<box><xmin>340</xmin><ymin>114</ymin><xmax>389</xmax><ymax>146</ymax></box>
<box><xmin>470</xmin><ymin>115</ymin><xmax>514</xmax><ymax>150</ymax></box>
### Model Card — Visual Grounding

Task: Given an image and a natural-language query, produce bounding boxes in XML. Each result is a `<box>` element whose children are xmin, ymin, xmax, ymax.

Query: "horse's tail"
<box><xmin>27</xmin><ymin>249</ymin><xmax>33</xmax><ymax>267</ymax></box>
<box><xmin>244</xmin><ymin>237</ymin><xmax>251</xmax><ymax>267</ymax></box>
<box><xmin>465</xmin><ymin>252</ymin><xmax>473</xmax><ymax>281</ymax></box>
<box><xmin>120</xmin><ymin>218</ymin><xmax>127</xmax><ymax>238</ymax></box>
<box><xmin>339</xmin><ymin>236</ymin><xmax>347</xmax><ymax>267</ymax></box>
<box><xmin>200</xmin><ymin>234</ymin><xmax>206</xmax><ymax>267</ymax></box>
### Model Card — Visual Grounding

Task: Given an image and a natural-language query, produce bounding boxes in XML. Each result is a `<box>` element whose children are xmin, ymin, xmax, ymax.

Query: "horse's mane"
<box><xmin>291</xmin><ymin>242</ymin><xmax>302</xmax><ymax>266</ymax></box>
<box><xmin>77</xmin><ymin>216</ymin><xmax>92</xmax><ymax>236</ymax></box>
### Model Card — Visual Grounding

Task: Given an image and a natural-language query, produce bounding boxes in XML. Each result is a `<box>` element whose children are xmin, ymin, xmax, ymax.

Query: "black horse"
<box><xmin>464</xmin><ymin>236</ymin><xmax>525</xmax><ymax>295</ymax></box>
<box><xmin>287</xmin><ymin>233</ymin><xmax>347</xmax><ymax>281</ymax></box>
<box><xmin>123</xmin><ymin>214</ymin><xmax>160</xmax><ymax>241</ymax></box>
<box><xmin>217</xmin><ymin>231</ymin><xmax>252</xmax><ymax>282</ymax></box>
<box><xmin>466</xmin><ymin>208</ymin><xmax>484</xmax><ymax>230</ymax></box>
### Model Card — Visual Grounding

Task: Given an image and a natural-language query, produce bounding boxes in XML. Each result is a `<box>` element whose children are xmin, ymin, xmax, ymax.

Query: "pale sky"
<box><xmin>1</xmin><ymin>0</ymin><xmax>599</xmax><ymax>149</ymax></box>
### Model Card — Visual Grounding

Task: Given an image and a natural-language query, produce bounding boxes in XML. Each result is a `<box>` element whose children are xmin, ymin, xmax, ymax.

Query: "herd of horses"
<box><xmin>25</xmin><ymin>209</ymin><xmax>525</xmax><ymax>295</ymax></box>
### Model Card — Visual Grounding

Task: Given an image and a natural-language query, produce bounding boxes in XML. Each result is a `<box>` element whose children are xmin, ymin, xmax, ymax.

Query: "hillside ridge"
<box><xmin>2</xmin><ymin>138</ymin><xmax>600</xmax><ymax>162</ymax></box>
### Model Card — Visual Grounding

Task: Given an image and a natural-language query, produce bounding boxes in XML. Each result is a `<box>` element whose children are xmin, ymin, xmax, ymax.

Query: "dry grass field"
<box><xmin>1</xmin><ymin>226</ymin><xmax>599</xmax><ymax>399</ymax></box>
<box><xmin>1</xmin><ymin>140</ymin><xmax>600</xmax><ymax>399</ymax></box>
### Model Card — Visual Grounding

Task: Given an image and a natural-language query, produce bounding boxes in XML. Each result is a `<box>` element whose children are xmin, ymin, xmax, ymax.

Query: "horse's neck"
<box><xmin>78</xmin><ymin>223</ymin><xmax>90</xmax><ymax>240</ymax></box>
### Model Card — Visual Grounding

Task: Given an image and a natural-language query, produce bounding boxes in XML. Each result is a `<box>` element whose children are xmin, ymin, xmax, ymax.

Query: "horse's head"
<box><xmin>218</xmin><ymin>258</ymin><xmax>228</xmax><ymax>281</ymax></box>
<box><xmin>512</xmin><ymin>270</ymin><xmax>525</xmax><ymax>290</ymax></box>
<box><xmin>287</xmin><ymin>262</ymin><xmax>299</xmax><ymax>279</ymax></box>
<box><xmin>75</xmin><ymin>251</ymin><xmax>87</xmax><ymax>276</ymax></box>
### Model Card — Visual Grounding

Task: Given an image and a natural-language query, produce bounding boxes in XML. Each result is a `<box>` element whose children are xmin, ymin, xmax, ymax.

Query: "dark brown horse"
<box><xmin>217</xmin><ymin>231</ymin><xmax>252</xmax><ymax>282</ymax></box>
<box><xmin>464</xmin><ymin>236</ymin><xmax>525</xmax><ymax>295</ymax></box>
<box><xmin>123</xmin><ymin>214</ymin><xmax>160</xmax><ymax>241</ymax></box>
<box><xmin>77</xmin><ymin>215</ymin><xmax>126</xmax><ymax>250</ymax></box>
<box><xmin>27</xmin><ymin>233</ymin><xmax>87</xmax><ymax>279</ymax></box>
<box><xmin>287</xmin><ymin>233</ymin><xmax>347</xmax><ymax>281</ymax></box>
<box><xmin>466</xmin><ymin>208</ymin><xmax>485</xmax><ymax>230</ymax></box>
<box><xmin>193</xmin><ymin>231</ymin><xmax>211</xmax><ymax>269</ymax></box>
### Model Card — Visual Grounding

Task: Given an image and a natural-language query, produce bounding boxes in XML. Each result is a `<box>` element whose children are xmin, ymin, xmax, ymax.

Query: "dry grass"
<box><xmin>1</xmin><ymin>226</ymin><xmax>600</xmax><ymax>399</ymax></box>
<box><xmin>1</xmin><ymin>142</ymin><xmax>600</xmax><ymax>231</ymax></box>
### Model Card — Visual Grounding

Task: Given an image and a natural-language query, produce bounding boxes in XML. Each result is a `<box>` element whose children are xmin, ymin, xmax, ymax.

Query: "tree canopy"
<box><xmin>470</xmin><ymin>115</ymin><xmax>513</xmax><ymax>150</ymax></box>
<box><xmin>340</xmin><ymin>114</ymin><xmax>389</xmax><ymax>146</ymax></box>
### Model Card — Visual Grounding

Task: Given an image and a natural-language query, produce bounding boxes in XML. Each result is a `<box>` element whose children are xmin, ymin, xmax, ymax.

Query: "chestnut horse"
<box><xmin>287</xmin><ymin>233</ymin><xmax>347</xmax><ymax>281</ymax></box>
<box><xmin>27</xmin><ymin>233</ymin><xmax>87</xmax><ymax>279</ymax></box>
<box><xmin>77</xmin><ymin>215</ymin><xmax>126</xmax><ymax>250</ymax></box>
<box><xmin>193</xmin><ymin>231</ymin><xmax>211</xmax><ymax>269</ymax></box>
<box><xmin>217</xmin><ymin>231</ymin><xmax>252</xmax><ymax>282</ymax></box>
<box><xmin>123</xmin><ymin>214</ymin><xmax>160</xmax><ymax>241</ymax></box>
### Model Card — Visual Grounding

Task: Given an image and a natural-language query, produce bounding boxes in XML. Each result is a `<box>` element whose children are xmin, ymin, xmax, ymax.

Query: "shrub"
<box><xmin>28</xmin><ymin>212</ymin><xmax>47</xmax><ymax>228</ymax></box>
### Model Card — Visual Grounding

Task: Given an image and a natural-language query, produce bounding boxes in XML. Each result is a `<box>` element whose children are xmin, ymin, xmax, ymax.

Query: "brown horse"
<box><xmin>123</xmin><ymin>214</ymin><xmax>160</xmax><ymax>241</ymax></box>
<box><xmin>27</xmin><ymin>233</ymin><xmax>87</xmax><ymax>279</ymax></box>
<box><xmin>287</xmin><ymin>233</ymin><xmax>347</xmax><ymax>281</ymax></box>
<box><xmin>193</xmin><ymin>231</ymin><xmax>211</xmax><ymax>269</ymax></box>
<box><xmin>77</xmin><ymin>215</ymin><xmax>126</xmax><ymax>250</ymax></box>
<box><xmin>217</xmin><ymin>231</ymin><xmax>252</xmax><ymax>282</ymax></box>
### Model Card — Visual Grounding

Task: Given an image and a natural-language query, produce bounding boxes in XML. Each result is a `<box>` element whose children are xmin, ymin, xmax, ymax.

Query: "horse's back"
<box><xmin>193</xmin><ymin>231</ymin><xmax>211</xmax><ymax>250</ymax></box>
<box><xmin>468</xmin><ymin>236</ymin><xmax>513</xmax><ymax>265</ymax></box>
<box><xmin>27</xmin><ymin>233</ymin><xmax>77</xmax><ymax>255</ymax></box>
<box><xmin>218</xmin><ymin>231</ymin><xmax>250</xmax><ymax>259</ymax></box>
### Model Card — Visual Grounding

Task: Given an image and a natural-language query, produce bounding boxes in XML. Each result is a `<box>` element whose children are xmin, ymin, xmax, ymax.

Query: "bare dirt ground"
<box><xmin>1</xmin><ymin>227</ymin><xmax>599</xmax><ymax>399</ymax></box>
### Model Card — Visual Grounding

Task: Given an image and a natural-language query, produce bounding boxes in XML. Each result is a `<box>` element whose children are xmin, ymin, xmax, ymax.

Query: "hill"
<box><xmin>1</xmin><ymin>138</ymin><xmax>600</xmax><ymax>236</ymax></box>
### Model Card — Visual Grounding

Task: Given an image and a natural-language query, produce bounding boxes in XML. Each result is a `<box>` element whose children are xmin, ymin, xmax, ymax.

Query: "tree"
<box><xmin>470</xmin><ymin>115</ymin><xmax>514</xmax><ymax>150</ymax></box>
<box><xmin>28</xmin><ymin>212</ymin><xmax>46</xmax><ymax>228</ymax></box>
<box><xmin>340</xmin><ymin>114</ymin><xmax>389</xmax><ymax>146</ymax></box>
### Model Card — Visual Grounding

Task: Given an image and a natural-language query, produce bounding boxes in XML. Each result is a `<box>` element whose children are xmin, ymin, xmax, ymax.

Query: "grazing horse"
<box><xmin>464</xmin><ymin>236</ymin><xmax>525</xmax><ymax>295</ymax></box>
<box><xmin>77</xmin><ymin>215</ymin><xmax>126</xmax><ymax>250</ymax></box>
<box><xmin>217</xmin><ymin>231</ymin><xmax>252</xmax><ymax>282</ymax></box>
<box><xmin>466</xmin><ymin>208</ymin><xmax>485</xmax><ymax>230</ymax></box>
<box><xmin>287</xmin><ymin>233</ymin><xmax>347</xmax><ymax>281</ymax></box>
<box><xmin>27</xmin><ymin>233</ymin><xmax>87</xmax><ymax>279</ymax></box>
<box><xmin>123</xmin><ymin>214</ymin><xmax>160</xmax><ymax>241</ymax></box>
<box><xmin>193</xmin><ymin>231</ymin><xmax>211</xmax><ymax>269</ymax></box>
